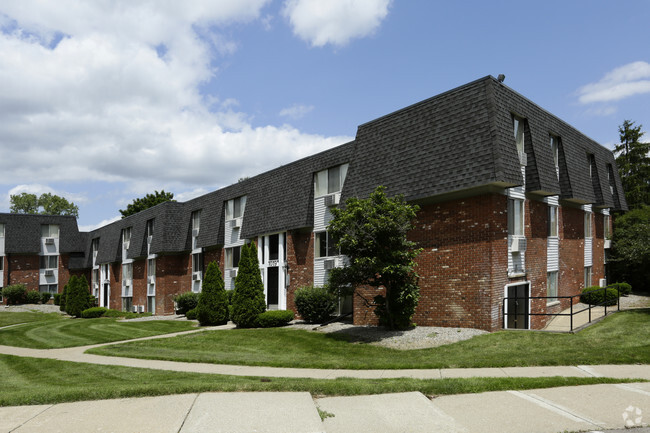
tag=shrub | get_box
[231,243,266,328]
[40,292,52,304]
[25,290,41,304]
[81,307,108,318]
[185,308,198,320]
[174,292,199,315]
[65,275,92,318]
[581,286,619,306]
[608,282,632,296]
[294,286,337,324]
[59,284,68,312]
[53,293,62,305]
[2,285,26,305]
[196,261,229,326]
[256,310,294,328]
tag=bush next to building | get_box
[256,310,294,328]
[580,286,619,306]
[231,243,266,328]
[53,293,62,305]
[174,292,199,315]
[25,290,41,304]
[608,282,632,296]
[59,284,68,312]
[40,292,52,304]
[81,307,108,318]
[196,261,229,326]
[65,275,92,318]
[185,308,198,320]
[2,285,26,305]
[294,286,337,324]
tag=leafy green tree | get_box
[615,120,650,208]
[65,275,91,318]
[10,192,79,218]
[231,243,266,327]
[120,190,175,218]
[610,205,650,292]
[196,261,229,326]
[327,186,422,330]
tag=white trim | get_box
[503,281,531,330]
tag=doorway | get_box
[505,282,529,329]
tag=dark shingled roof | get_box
[0,213,85,254]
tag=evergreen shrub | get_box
[65,275,92,318]
[231,243,266,328]
[25,291,41,304]
[294,286,337,323]
[581,286,619,306]
[256,310,294,328]
[81,307,108,318]
[40,292,52,304]
[185,308,197,320]
[174,292,199,315]
[196,261,229,326]
[608,282,632,296]
[53,293,62,305]
[2,285,26,305]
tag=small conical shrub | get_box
[66,275,91,318]
[231,243,266,327]
[196,261,229,326]
[59,284,68,312]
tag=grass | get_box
[0,354,641,407]
[0,317,197,349]
[89,309,650,369]
[0,311,64,328]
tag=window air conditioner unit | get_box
[323,259,336,270]
[44,269,54,276]
[148,275,155,283]
[599,278,607,288]
[233,217,242,228]
[138,305,145,313]
[132,305,138,313]
[193,273,200,281]
[45,238,55,245]
[94,283,99,289]
[192,229,199,237]
[324,194,340,207]
[518,152,527,166]
[604,239,611,249]
[229,269,238,278]
[510,237,527,253]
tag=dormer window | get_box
[122,227,131,250]
[146,219,155,239]
[0,223,4,237]
[550,135,560,178]
[512,116,527,166]
[226,196,246,220]
[41,224,59,238]
[314,163,349,197]
[91,238,99,259]
[584,211,592,239]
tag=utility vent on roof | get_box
[518,152,527,166]
[44,269,54,276]
[45,238,55,245]
[233,217,242,228]
[324,194,340,207]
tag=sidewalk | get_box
[1,383,649,433]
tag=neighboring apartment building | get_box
[0,76,627,331]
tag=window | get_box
[40,255,58,269]
[122,263,133,281]
[91,238,99,259]
[314,163,349,197]
[550,135,559,178]
[226,196,246,220]
[315,231,338,258]
[225,246,241,268]
[584,266,592,287]
[191,210,201,232]
[39,284,58,295]
[607,165,615,195]
[604,215,611,239]
[0,223,4,237]
[0,258,3,271]
[41,224,60,238]
[584,211,592,239]
[148,258,155,277]
[508,199,524,236]
[513,116,525,155]
[547,271,558,303]
[146,219,155,238]
[548,206,558,237]
[122,227,131,249]
[192,252,203,274]
[588,154,595,179]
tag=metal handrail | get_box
[502,286,620,331]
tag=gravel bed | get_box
[1,304,66,314]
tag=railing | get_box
[502,287,620,331]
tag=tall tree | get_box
[196,261,229,326]
[327,186,422,330]
[615,120,650,208]
[231,243,266,328]
[610,205,650,292]
[120,190,175,218]
[10,192,79,218]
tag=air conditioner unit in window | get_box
[599,278,607,288]
[510,237,527,253]
[323,259,336,270]
[604,239,611,249]
[94,283,99,289]
[132,305,138,313]
[518,152,527,166]
[233,217,242,228]
[45,238,55,245]
[193,273,200,281]
[324,194,340,207]
[138,305,145,313]
[44,269,54,276]
[192,229,199,237]
[229,269,238,278]
[148,275,155,283]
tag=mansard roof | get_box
[0,213,85,254]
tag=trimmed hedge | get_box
[608,282,632,296]
[185,308,198,320]
[580,286,619,306]
[2,285,26,305]
[53,293,62,305]
[40,292,52,304]
[81,307,108,318]
[294,286,337,324]
[25,290,41,304]
[256,310,294,328]
[174,292,199,315]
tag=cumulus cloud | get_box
[0,1,351,202]
[282,0,391,47]
[279,104,314,119]
[78,215,121,232]
[577,61,650,104]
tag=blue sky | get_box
[1,0,649,230]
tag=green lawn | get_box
[0,354,640,407]
[0,317,197,349]
[89,309,650,369]
[0,311,64,328]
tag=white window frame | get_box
[550,135,559,178]
[584,266,593,288]
[191,210,201,231]
[192,252,203,274]
[225,246,241,269]
[548,205,558,238]
[508,198,525,237]
[0,223,4,237]
[314,231,339,258]
[604,215,611,239]
[547,271,558,304]
[584,211,592,239]
[40,255,58,269]
[122,227,132,249]
[513,116,525,155]
[314,163,349,198]
[41,224,60,238]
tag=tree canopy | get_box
[615,120,650,209]
[327,186,422,330]
[610,205,650,292]
[10,192,79,218]
[119,190,175,218]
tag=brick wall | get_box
[155,254,192,314]
[7,255,40,289]
[285,229,313,317]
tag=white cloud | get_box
[282,0,391,47]
[2,184,88,209]
[577,61,650,104]
[279,103,314,119]
[78,215,121,232]
[0,1,351,200]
